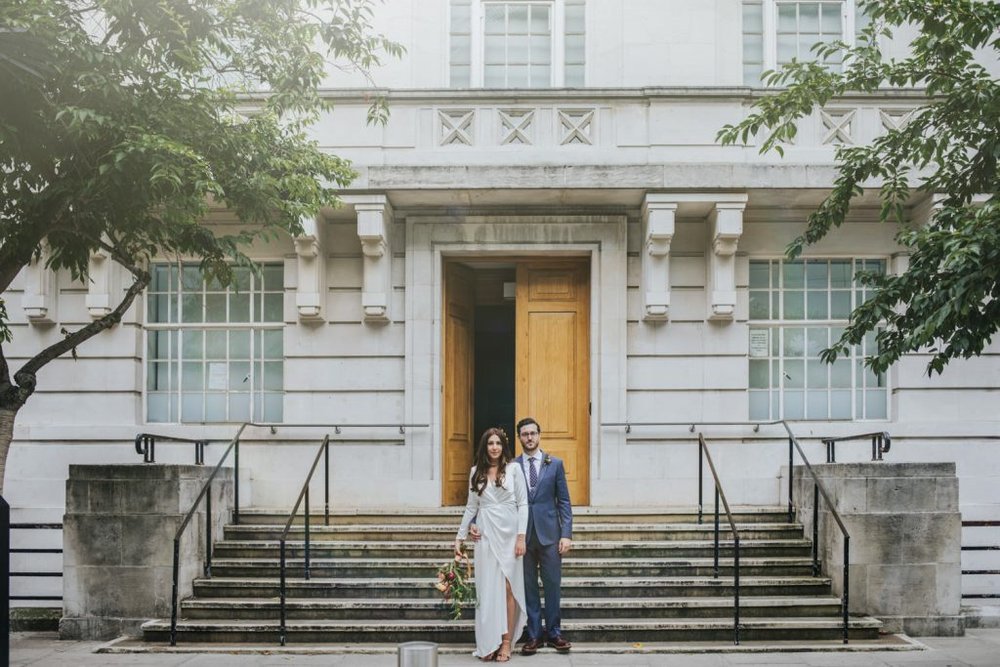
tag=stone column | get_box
[61,464,234,640]
[789,461,963,636]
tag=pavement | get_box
[9,630,1000,666]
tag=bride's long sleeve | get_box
[456,467,479,540]
[513,463,528,535]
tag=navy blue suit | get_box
[517,451,573,641]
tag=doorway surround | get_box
[404,214,628,507]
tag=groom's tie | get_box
[528,456,538,488]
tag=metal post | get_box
[812,483,820,577]
[304,487,311,581]
[149,437,156,463]
[787,437,794,522]
[170,537,180,646]
[713,488,720,578]
[871,435,877,462]
[842,534,850,644]
[324,439,330,526]
[733,535,741,645]
[205,484,213,577]
[233,439,240,525]
[2,495,10,660]
[697,442,704,525]
[279,539,287,646]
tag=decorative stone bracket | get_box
[640,195,677,321]
[85,247,120,319]
[351,195,394,323]
[707,201,746,321]
[21,246,56,323]
[294,216,326,321]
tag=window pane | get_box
[822,3,841,32]
[149,294,170,323]
[831,290,851,318]
[784,327,805,357]
[743,33,763,61]
[830,359,851,387]
[777,36,796,63]
[508,65,529,87]
[744,64,764,84]
[182,294,203,323]
[508,5,528,32]
[451,34,471,62]
[530,4,549,32]
[749,390,770,419]
[806,328,827,356]
[182,266,203,291]
[565,64,584,86]
[749,291,770,319]
[831,390,851,418]
[206,330,226,358]
[784,290,804,319]
[229,293,250,322]
[205,294,226,322]
[866,390,887,419]
[806,260,827,288]
[565,5,585,31]
[563,36,582,63]
[749,261,770,288]
[205,394,227,421]
[807,360,827,388]
[750,359,770,388]
[777,4,797,31]
[485,35,505,63]
[784,391,804,419]
[182,393,204,422]
[263,330,283,358]
[233,267,251,292]
[807,291,828,319]
[784,360,804,388]
[264,393,283,421]
[230,330,251,358]
[229,393,251,422]
[485,65,505,86]
[151,265,170,292]
[264,362,283,391]
[149,362,170,391]
[182,362,204,391]
[830,260,851,287]
[509,35,529,63]
[485,5,505,33]
[229,362,250,390]
[807,390,828,419]
[263,293,283,322]
[530,65,550,87]
[148,394,169,422]
[783,261,804,288]
[743,2,763,32]
[531,35,550,63]
[451,65,471,87]
[800,3,820,32]
[182,330,203,359]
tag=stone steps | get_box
[180,595,845,621]
[206,556,817,578]
[142,507,882,646]
[141,616,882,644]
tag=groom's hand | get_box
[469,524,481,541]
[558,537,572,555]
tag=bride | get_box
[455,427,528,662]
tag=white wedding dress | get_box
[456,462,529,658]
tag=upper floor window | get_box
[742,0,864,86]
[146,263,284,424]
[450,0,585,88]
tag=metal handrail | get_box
[777,420,851,644]
[135,433,210,465]
[696,433,741,645]
[277,434,331,646]
[820,431,891,463]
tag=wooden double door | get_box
[443,259,590,506]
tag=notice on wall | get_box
[749,329,769,358]
[208,362,228,390]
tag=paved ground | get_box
[9,630,1000,666]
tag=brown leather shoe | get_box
[546,635,572,653]
[520,638,543,656]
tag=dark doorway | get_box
[474,303,516,454]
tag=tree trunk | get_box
[0,406,17,496]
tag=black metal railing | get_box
[820,431,891,463]
[135,433,209,465]
[2,494,9,660]
[277,434,332,646]
[7,519,63,603]
[777,421,852,644]
[696,433,741,645]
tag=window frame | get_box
[451,0,584,88]
[747,256,890,422]
[742,0,862,87]
[143,261,286,425]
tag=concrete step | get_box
[180,595,845,621]
[141,616,882,643]
[212,538,814,559]
[234,506,793,526]
[206,556,819,579]
[222,522,806,543]
[191,575,834,599]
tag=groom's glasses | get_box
[519,430,539,440]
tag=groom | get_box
[515,417,573,655]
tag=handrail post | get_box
[279,538,287,646]
[204,483,213,578]
[733,535,741,645]
[697,442,704,525]
[713,487,720,579]
[324,439,330,526]
[812,483,820,577]
[787,436,794,522]
[870,435,877,462]
[233,438,240,526]
[304,487,311,581]
[169,537,180,646]
[843,534,850,644]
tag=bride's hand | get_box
[454,539,465,558]
[514,534,526,557]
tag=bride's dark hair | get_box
[470,427,511,495]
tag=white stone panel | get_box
[627,321,750,356]
[626,389,748,423]
[32,358,140,392]
[284,357,403,391]
[284,322,405,357]
[283,391,404,424]
[627,356,748,390]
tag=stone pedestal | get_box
[60,464,234,640]
[788,462,963,636]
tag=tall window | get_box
[146,263,284,423]
[748,258,887,421]
[450,0,585,88]
[742,0,863,85]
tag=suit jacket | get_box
[517,451,573,546]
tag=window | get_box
[748,259,887,421]
[146,263,284,423]
[450,0,585,88]
[742,0,865,85]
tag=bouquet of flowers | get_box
[436,546,476,620]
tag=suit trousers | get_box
[523,531,562,641]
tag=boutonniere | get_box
[543,455,552,466]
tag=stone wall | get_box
[789,461,962,636]
[61,464,234,640]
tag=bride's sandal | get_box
[497,639,512,662]
[481,649,498,662]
